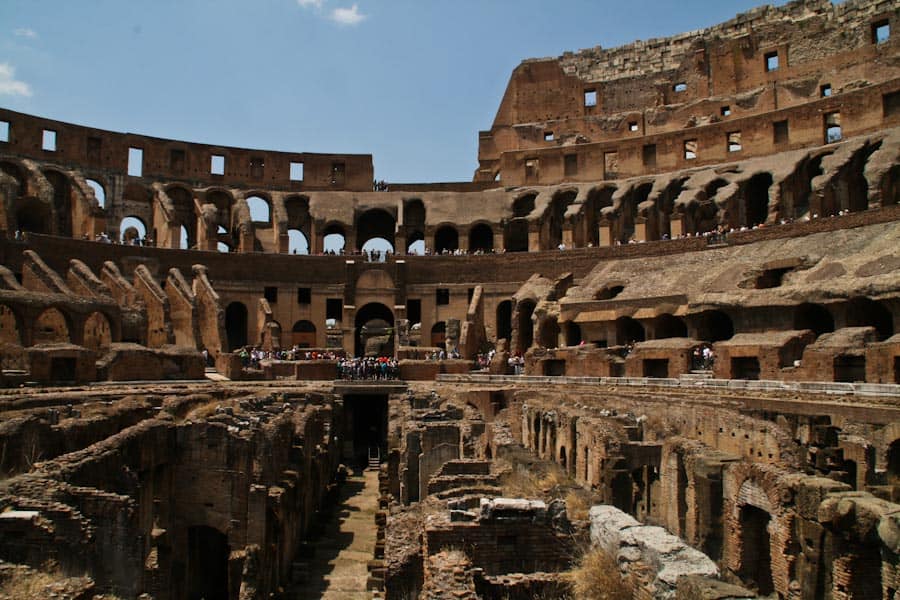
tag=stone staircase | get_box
[679,370,714,382]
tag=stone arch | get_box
[888,438,900,482]
[83,311,112,352]
[565,321,582,346]
[434,224,459,253]
[615,317,645,345]
[538,316,560,349]
[503,219,529,252]
[652,314,687,339]
[585,185,615,246]
[468,222,494,252]
[42,169,72,237]
[356,208,396,251]
[14,197,51,234]
[844,297,893,340]
[225,302,248,351]
[0,304,21,345]
[322,222,347,254]
[166,185,198,249]
[743,173,773,227]
[85,179,106,209]
[291,320,316,348]
[736,496,774,595]
[355,302,394,357]
[431,321,446,349]
[645,177,686,241]
[516,299,536,353]
[288,229,309,254]
[512,192,537,218]
[545,189,577,249]
[793,303,834,336]
[403,198,426,228]
[406,230,425,254]
[120,216,148,244]
[34,307,71,345]
[245,194,271,224]
[616,182,652,243]
[693,310,735,342]
[496,300,513,343]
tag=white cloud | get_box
[297,0,323,9]
[330,4,365,26]
[0,63,32,97]
[14,28,37,39]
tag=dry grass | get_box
[0,562,71,600]
[564,490,590,521]
[566,547,633,600]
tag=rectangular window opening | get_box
[773,120,789,144]
[727,131,742,153]
[0,120,9,143]
[642,144,657,168]
[604,151,619,179]
[873,19,890,44]
[297,287,311,304]
[884,90,900,118]
[211,154,225,176]
[564,154,578,177]
[628,121,639,132]
[127,147,143,177]
[820,84,832,98]
[436,288,450,306]
[765,51,779,72]
[824,112,842,143]
[683,139,698,161]
[264,286,278,303]
[721,106,731,117]
[673,82,687,93]
[584,89,597,107]
[406,299,422,324]
[326,298,343,321]
[290,161,304,181]
[544,131,554,141]
[42,129,56,152]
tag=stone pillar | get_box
[343,305,356,355]
[598,218,613,247]
[528,229,541,252]
[634,217,648,243]
[493,229,504,252]
[670,214,684,239]
[446,318,461,355]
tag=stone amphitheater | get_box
[0,0,899,598]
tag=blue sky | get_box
[0,0,805,183]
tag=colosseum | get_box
[0,0,899,598]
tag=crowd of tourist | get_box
[691,345,716,371]
[238,346,342,368]
[338,356,399,380]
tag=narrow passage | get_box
[293,469,379,600]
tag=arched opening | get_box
[85,179,105,209]
[83,312,112,352]
[404,199,426,230]
[560,446,567,471]
[354,303,394,357]
[288,229,309,255]
[844,297,893,340]
[496,300,513,343]
[120,216,147,245]
[434,225,459,253]
[547,190,576,249]
[356,208,396,251]
[323,223,346,254]
[616,183,652,244]
[291,320,316,348]
[503,220,529,252]
[585,186,615,246]
[744,173,773,227]
[167,186,197,250]
[187,525,229,600]
[652,314,687,339]
[361,237,393,261]
[888,439,900,483]
[15,198,50,234]
[407,234,425,255]
[615,317,645,345]
[516,300,536,353]
[34,307,70,344]
[513,193,536,218]
[43,170,72,237]
[693,310,734,342]
[738,505,774,596]
[246,195,270,223]
[611,472,633,513]
[538,318,560,349]
[431,321,446,349]
[0,304,21,345]
[468,223,494,253]
[180,225,190,250]
[225,302,248,351]
[793,303,834,336]
[565,322,582,346]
